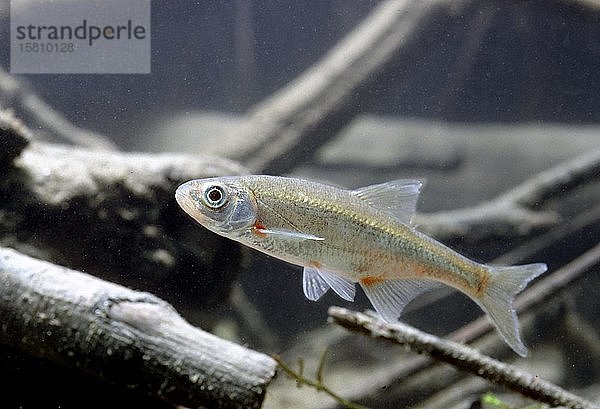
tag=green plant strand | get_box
[482,392,548,409]
[272,352,369,409]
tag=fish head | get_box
[175,177,258,236]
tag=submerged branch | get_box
[330,239,600,408]
[0,247,276,409]
[0,68,117,150]
[1,126,248,309]
[451,242,600,344]
[419,147,600,243]
[228,0,467,173]
[328,307,599,409]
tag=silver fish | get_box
[175,175,547,356]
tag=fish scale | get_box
[176,175,547,357]
[251,181,477,287]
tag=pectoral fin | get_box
[359,277,438,323]
[255,227,324,241]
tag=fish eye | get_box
[202,184,228,209]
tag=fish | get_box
[175,175,547,356]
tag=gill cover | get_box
[176,178,258,233]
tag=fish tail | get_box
[477,263,547,357]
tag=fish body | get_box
[175,175,547,356]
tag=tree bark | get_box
[0,247,277,409]
[1,115,248,310]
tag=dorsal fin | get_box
[352,179,423,224]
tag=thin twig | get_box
[229,284,280,350]
[316,348,328,385]
[494,204,600,267]
[328,307,599,409]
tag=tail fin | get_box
[476,263,547,357]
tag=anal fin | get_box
[359,278,438,323]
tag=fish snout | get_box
[175,181,200,218]
[175,182,190,205]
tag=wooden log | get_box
[0,109,31,166]
[0,247,277,409]
[1,129,248,309]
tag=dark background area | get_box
[1,0,599,151]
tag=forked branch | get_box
[419,147,600,243]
